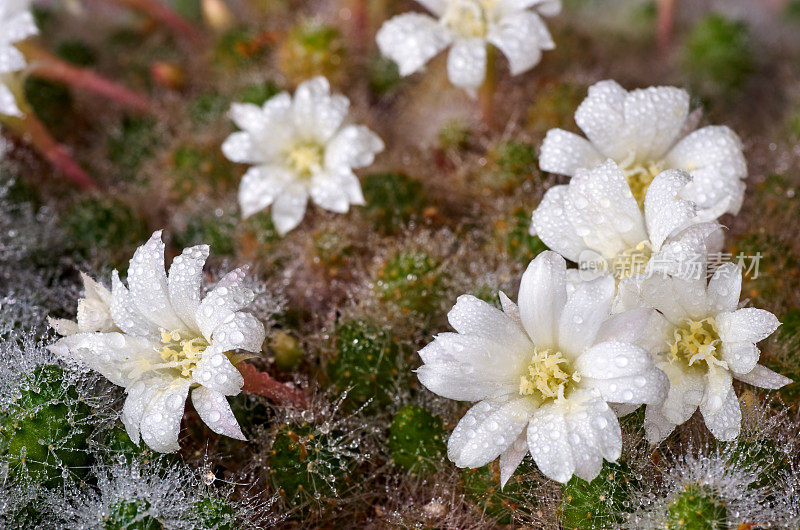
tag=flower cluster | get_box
[0,0,38,117]
[418,81,790,484]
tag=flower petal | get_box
[499,432,528,488]
[210,312,265,353]
[488,11,553,76]
[657,360,705,426]
[518,251,567,348]
[292,77,350,143]
[193,346,245,396]
[619,85,689,161]
[110,271,160,340]
[191,386,246,440]
[447,38,487,91]
[734,364,792,390]
[377,13,450,76]
[271,185,309,236]
[574,80,629,159]
[706,263,741,314]
[643,403,676,444]
[222,131,264,164]
[643,169,697,251]
[414,0,447,16]
[527,404,574,483]
[557,274,614,355]
[0,45,26,74]
[665,126,747,215]
[564,395,620,481]
[716,308,780,344]
[496,0,562,17]
[324,125,384,170]
[140,379,192,453]
[576,341,656,379]
[700,385,741,441]
[530,184,588,263]
[448,397,536,469]
[127,231,184,330]
[167,244,209,332]
[447,294,530,350]
[720,342,758,375]
[538,129,603,177]
[195,267,255,341]
[0,81,22,117]
[309,172,352,213]
[237,165,294,218]
[582,368,668,405]
[701,363,733,416]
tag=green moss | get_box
[175,211,238,256]
[107,116,160,176]
[24,78,72,132]
[438,119,471,151]
[376,251,445,314]
[277,23,346,85]
[682,14,753,99]
[170,0,202,22]
[561,460,638,529]
[268,423,354,503]
[327,319,404,409]
[240,211,280,249]
[367,54,402,96]
[386,405,445,475]
[665,485,726,529]
[170,144,235,199]
[461,459,538,523]
[105,500,162,530]
[527,82,585,132]
[189,92,230,126]
[238,81,282,106]
[492,141,537,184]
[62,197,149,259]
[101,426,157,465]
[0,365,92,487]
[56,40,97,67]
[361,172,427,234]
[494,207,549,264]
[193,496,237,530]
[311,229,354,270]
[214,28,267,66]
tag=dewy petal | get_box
[706,263,742,314]
[0,45,27,74]
[447,38,487,92]
[191,386,246,440]
[643,169,697,251]
[237,164,294,218]
[1,10,38,45]
[498,291,522,325]
[209,312,265,353]
[518,251,567,348]
[309,172,352,214]
[167,244,209,332]
[701,363,733,416]
[193,345,245,396]
[376,13,450,76]
[583,369,668,405]
[619,85,689,161]
[110,271,159,340]
[700,385,741,441]
[221,131,263,164]
[229,102,267,133]
[557,274,614,356]
[292,77,350,143]
[324,125,384,170]
[496,0,562,17]
[127,231,184,330]
[716,308,780,344]
[195,267,255,341]
[530,184,587,263]
[576,341,657,379]
[488,11,552,76]
[538,129,603,177]
[527,404,574,483]
[271,185,309,236]
[658,360,705,426]
[664,125,747,215]
[720,342,758,375]
[643,403,676,444]
[336,170,366,206]
[734,364,792,390]
[140,379,192,453]
[447,398,536,469]
[574,80,629,160]
[594,308,653,347]
[564,394,620,481]
[565,160,647,257]
[447,294,530,351]
[499,432,528,488]
[0,82,22,117]
[122,377,169,445]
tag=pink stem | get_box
[238,362,306,408]
[22,43,151,113]
[656,0,676,56]
[105,0,206,47]
[5,113,96,190]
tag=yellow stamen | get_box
[286,142,324,178]
[519,348,580,401]
[156,329,210,378]
[442,0,498,39]
[619,155,664,209]
[669,317,727,369]
[610,240,653,280]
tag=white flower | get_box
[376,0,560,93]
[539,80,747,220]
[222,77,384,236]
[0,1,38,117]
[49,231,266,452]
[530,160,719,284]
[48,272,115,336]
[615,263,791,443]
[417,251,667,484]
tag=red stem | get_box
[105,0,206,47]
[656,0,675,56]
[21,43,151,113]
[4,113,96,190]
[238,362,306,408]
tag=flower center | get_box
[157,329,209,378]
[285,141,324,178]
[610,240,653,280]
[619,155,665,209]
[519,348,580,402]
[669,317,727,369]
[442,0,496,39]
